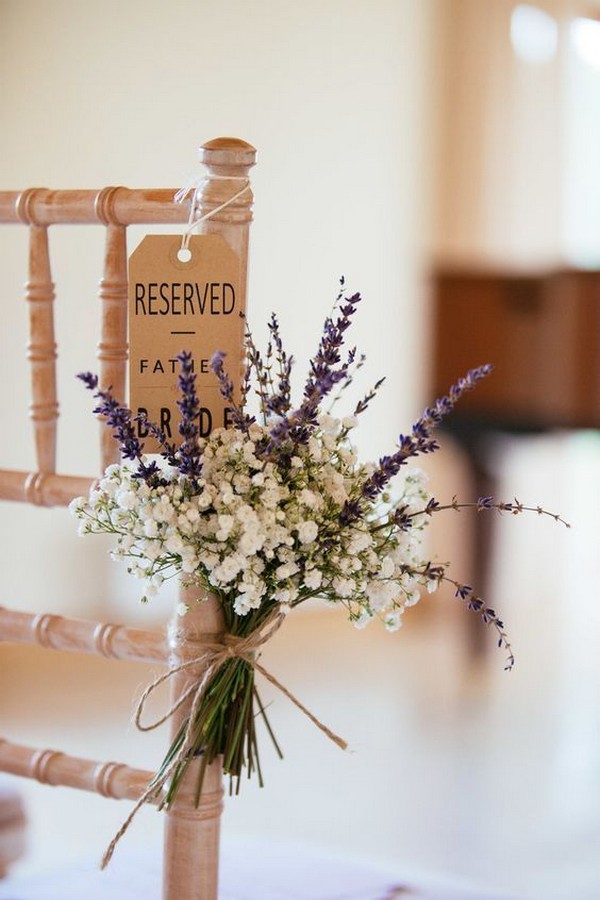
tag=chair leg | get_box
[162,756,223,900]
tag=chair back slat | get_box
[0,188,188,226]
[96,189,129,468]
[17,194,59,474]
[0,605,167,664]
[0,737,156,802]
[0,469,92,505]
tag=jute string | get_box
[101,610,347,869]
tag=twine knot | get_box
[175,175,251,256]
[101,610,347,870]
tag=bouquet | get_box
[70,284,566,860]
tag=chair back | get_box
[0,136,256,900]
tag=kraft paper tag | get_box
[128,234,245,452]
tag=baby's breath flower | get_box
[296,520,318,544]
[304,569,322,590]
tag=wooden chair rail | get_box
[0,737,224,823]
[0,736,157,803]
[0,188,188,227]
[0,469,93,506]
[0,606,167,664]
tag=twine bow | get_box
[101,611,347,869]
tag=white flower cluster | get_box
[70,415,434,630]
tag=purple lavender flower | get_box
[340,364,493,525]
[136,412,179,468]
[354,375,385,417]
[78,372,98,392]
[78,354,206,484]
[453,582,514,670]
[210,351,254,432]
[77,373,163,485]
[243,324,271,424]
[266,291,363,451]
[175,351,203,480]
[265,313,293,417]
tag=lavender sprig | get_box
[239,320,254,414]
[77,372,162,485]
[453,580,515,671]
[175,351,203,480]
[407,561,514,670]
[340,364,493,525]
[136,412,179,468]
[244,324,271,424]
[415,495,571,528]
[354,374,385,417]
[301,291,362,413]
[265,313,293,417]
[413,366,491,435]
[266,290,362,450]
[210,350,254,433]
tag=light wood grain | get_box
[163,584,225,900]
[96,188,129,469]
[0,468,93,505]
[16,190,59,475]
[0,188,189,226]
[197,138,255,289]
[0,606,167,664]
[0,737,156,803]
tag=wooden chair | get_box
[0,137,256,900]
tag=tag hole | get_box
[177,247,192,263]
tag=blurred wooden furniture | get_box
[0,137,256,899]
[431,266,600,652]
[0,780,26,877]
[432,267,600,432]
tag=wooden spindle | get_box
[96,188,129,470]
[17,189,59,474]
[0,468,92,506]
[197,137,255,277]
[162,138,256,900]
[1,189,189,226]
[163,585,225,900]
[0,605,166,664]
[0,737,155,803]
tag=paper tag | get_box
[128,234,245,452]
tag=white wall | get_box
[0,0,437,616]
[434,0,565,268]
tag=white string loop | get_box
[175,175,250,258]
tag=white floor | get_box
[1,433,599,899]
